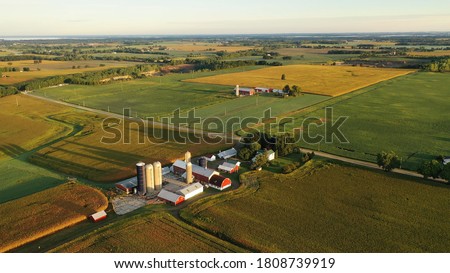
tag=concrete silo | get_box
[236,85,240,96]
[153,161,163,190]
[145,164,154,192]
[186,162,193,184]
[185,151,192,163]
[136,162,147,196]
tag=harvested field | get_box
[0,183,108,253]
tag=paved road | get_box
[24,93,447,184]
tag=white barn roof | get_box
[218,162,239,172]
[90,210,107,221]
[177,182,203,196]
[218,148,237,159]
[173,160,217,178]
[158,189,183,203]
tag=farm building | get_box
[209,175,232,191]
[205,154,217,162]
[234,86,255,96]
[272,89,284,94]
[255,87,272,93]
[177,182,204,200]
[218,148,237,159]
[172,160,219,183]
[115,177,138,194]
[218,161,241,173]
[162,167,171,175]
[252,149,276,162]
[158,189,185,206]
[89,210,107,223]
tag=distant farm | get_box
[185,65,415,97]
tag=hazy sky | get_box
[1,0,450,35]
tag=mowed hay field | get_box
[0,60,135,85]
[53,212,245,253]
[0,95,71,158]
[407,50,450,57]
[185,65,415,97]
[0,183,108,253]
[33,68,253,118]
[182,160,450,252]
[282,72,450,170]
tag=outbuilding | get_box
[89,210,107,222]
[444,157,450,165]
[209,175,232,191]
[218,161,241,173]
[172,160,219,183]
[115,177,138,194]
[235,87,255,96]
[158,189,185,206]
[177,182,204,200]
[204,154,217,162]
[255,87,272,93]
[217,148,237,160]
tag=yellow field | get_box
[0,60,135,85]
[54,212,245,253]
[185,65,415,97]
[0,183,108,252]
[0,95,70,158]
[407,50,450,57]
[162,42,255,52]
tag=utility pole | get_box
[16,97,19,107]
[108,106,110,112]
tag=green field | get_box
[33,67,263,118]
[279,72,450,170]
[53,212,246,253]
[192,92,329,132]
[181,160,450,252]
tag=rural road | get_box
[24,93,447,184]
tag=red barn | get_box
[209,175,232,191]
[172,160,219,183]
[158,189,185,206]
[218,161,240,174]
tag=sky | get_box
[1,0,450,36]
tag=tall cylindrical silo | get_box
[153,161,162,190]
[186,162,193,184]
[185,151,192,163]
[145,164,154,192]
[136,162,146,196]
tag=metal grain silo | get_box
[145,164,154,192]
[153,161,162,190]
[198,157,207,169]
[186,162,193,184]
[136,162,147,196]
[185,151,192,163]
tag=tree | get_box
[238,148,252,161]
[441,164,450,182]
[376,151,401,172]
[282,84,291,94]
[281,74,286,80]
[251,152,269,169]
[22,67,30,72]
[248,142,261,154]
[290,85,302,97]
[418,160,442,179]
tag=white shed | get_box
[177,182,204,200]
